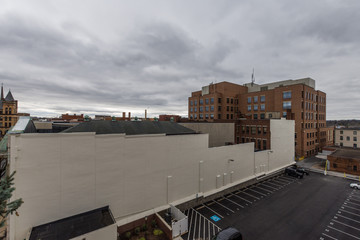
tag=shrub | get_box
[141,223,148,232]
[125,231,132,239]
[151,219,157,228]
[134,227,141,235]
[139,237,146,240]
[153,229,163,236]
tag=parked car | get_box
[285,167,304,179]
[350,183,360,189]
[290,165,310,175]
[212,227,242,240]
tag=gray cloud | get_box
[0,0,359,119]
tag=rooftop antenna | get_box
[251,68,255,86]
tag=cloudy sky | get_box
[0,0,359,119]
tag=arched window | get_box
[5,108,8,115]
[9,108,12,115]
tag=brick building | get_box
[0,85,18,138]
[235,119,270,151]
[188,78,329,157]
[327,148,360,175]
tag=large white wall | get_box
[9,118,294,240]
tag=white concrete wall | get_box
[70,224,117,240]
[179,122,234,147]
[9,118,294,240]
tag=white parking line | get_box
[327,225,360,240]
[260,182,279,190]
[247,187,267,196]
[322,233,338,240]
[342,204,360,211]
[348,198,360,204]
[213,200,235,213]
[266,180,283,188]
[332,219,360,231]
[255,185,273,193]
[240,190,260,200]
[202,204,225,219]
[350,195,360,200]
[229,192,252,204]
[338,208,360,217]
[187,209,195,240]
[192,211,198,240]
[336,214,360,224]
[345,200,360,207]
[190,207,221,239]
[272,179,288,186]
[223,196,244,208]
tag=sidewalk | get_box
[296,156,360,181]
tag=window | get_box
[354,137,357,141]
[257,139,261,150]
[242,126,245,133]
[194,107,197,112]
[354,131,357,135]
[205,114,209,119]
[247,97,251,103]
[205,98,209,104]
[227,98,230,103]
[354,144,358,148]
[247,105,251,111]
[218,114,221,119]
[210,98,214,104]
[333,163,337,168]
[260,113,265,119]
[190,114,193,119]
[254,96,258,103]
[263,127,267,134]
[218,106,221,111]
[260,104,265,111]
[346,136,350,141]
[218,98,221,103]
[258,127,261,134]
[263,140,267,150]
[227,114,229,119]
[231,98,233,104]
[283,101,291,109]
[199,99,203,105]
[251,127,256,134]
[354,165,358,171]
[269,113,272,118]
[231,106,233,111]
[194,100,198,106]
[254,105,258,111]
[283,112,287,117]
[190,100,193,106]
[254,114,258,119]
[210,106,214,111]
[227,106,230,111]
[260,95,265,102]
[210,114,214,119]
[199,114,203,119]
[340,142,343,146]
[205,106,209,111]
[231,114,233,119]
[246,126,250,134]
[190,107,193,112]
[260,86,268,91]
[199,106,203,112]
[283,91,292,99]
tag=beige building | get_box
[335,128,359,148]
[8,119,294,240]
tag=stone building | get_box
[0,84,18,138]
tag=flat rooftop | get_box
[29,206,114,240]
[330,148,360,159]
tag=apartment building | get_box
[335,128,359,148]
[188,78,329,157]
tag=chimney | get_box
[128,112,131,120]
[1,83,3,100]
[145,109,147,119]
[122,112,125,119]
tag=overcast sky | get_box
[1,0,359,120]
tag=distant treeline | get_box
[327,119,360,127]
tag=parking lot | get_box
[181,172,357,240]
[182,174,299,240]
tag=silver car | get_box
[350,183,360,189]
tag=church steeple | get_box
[1,83,3,100]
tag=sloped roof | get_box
[62,120,196,135]
[5,90,15,101]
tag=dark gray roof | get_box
[62,120,196,135]
[5,90,14,101]
[29,206,114,240]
